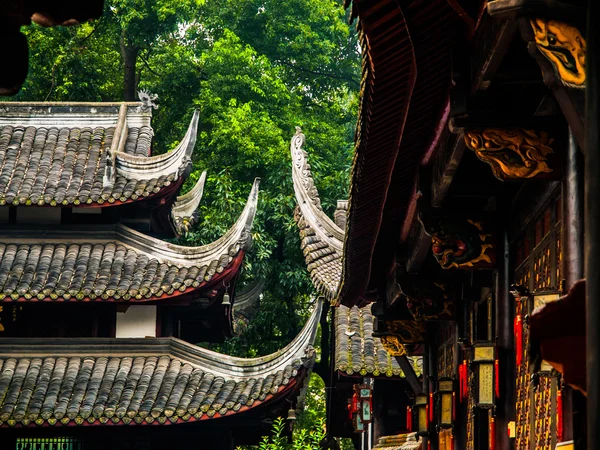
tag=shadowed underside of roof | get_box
[0,103,198,207]
[0,300,322,427]
[0,179,259,302]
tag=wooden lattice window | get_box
[512,194,562,450]
[15,437,81,450]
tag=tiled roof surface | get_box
[290,129,343,300]
[0,103,197,207]
[335,305,422,378]
[373,433,422,450]
[0,179,259,302]
[0,304,320,427]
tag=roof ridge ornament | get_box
[171,170,208,236]
[138,89,159,110]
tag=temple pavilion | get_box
[0,101,320,449]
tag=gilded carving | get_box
[530,18,586,88]
[398,274,454,321]
[420,216,495,269]
[464,129,554,180]
[380,335,407,357]
[385,320,427,344]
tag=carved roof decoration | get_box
[0,300,321,427]
[290,128,343,300]
[0,179,259,302]
[233,279,264,336]
[171,171,207,236]
[335,305,422,378]
[0,102,198,207]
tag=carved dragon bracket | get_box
[420,214,496,270]
[464,128,558,181]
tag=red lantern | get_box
[557,390,564,442]
[494,359,500,399]
[459,359,468,401]
[514,314,523,365]
[489,417,496,450]
[429,393,434,423]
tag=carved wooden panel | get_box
[513,195,562,449]
[515,298,532,450]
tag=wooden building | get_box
[322,0,592,449]
[0,101,321,449]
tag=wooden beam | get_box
[395,355,422,394]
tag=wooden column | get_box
[563,128,584,444]
[585,1,600,448]
[495,231,513,450]
[422,344,430,450]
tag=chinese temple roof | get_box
[0,179,259,302]
[233,279,264,336]
[338,1,478,306]
[0,300,321,427]
[290,130,421,378]
[335,304,422,378]
[0,102,197,207]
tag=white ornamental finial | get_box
[138,89,159,110]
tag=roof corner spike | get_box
[170,170,208,236]
[241,178,261,250]
[177,110,201,179]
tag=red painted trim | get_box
[0,252,245,304]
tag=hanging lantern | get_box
[350,384,372,433]
[494,359,500,399]
[557,389,564,442]
[489,416,496,450]
[473,343,495,408]
[356,384,373,423]
[437,377,455,428]
[459,359,468,402]
[514,314,523,365]
[414,393,429,436]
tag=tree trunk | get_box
[120,31,139,101]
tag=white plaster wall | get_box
[116,305,157,338]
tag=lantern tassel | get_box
[490,417,496,450]
[515,314,523,366]
[494,359,500,399]
[452,391,456,422]
[557,390,564,442]
[407,406,412,431]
